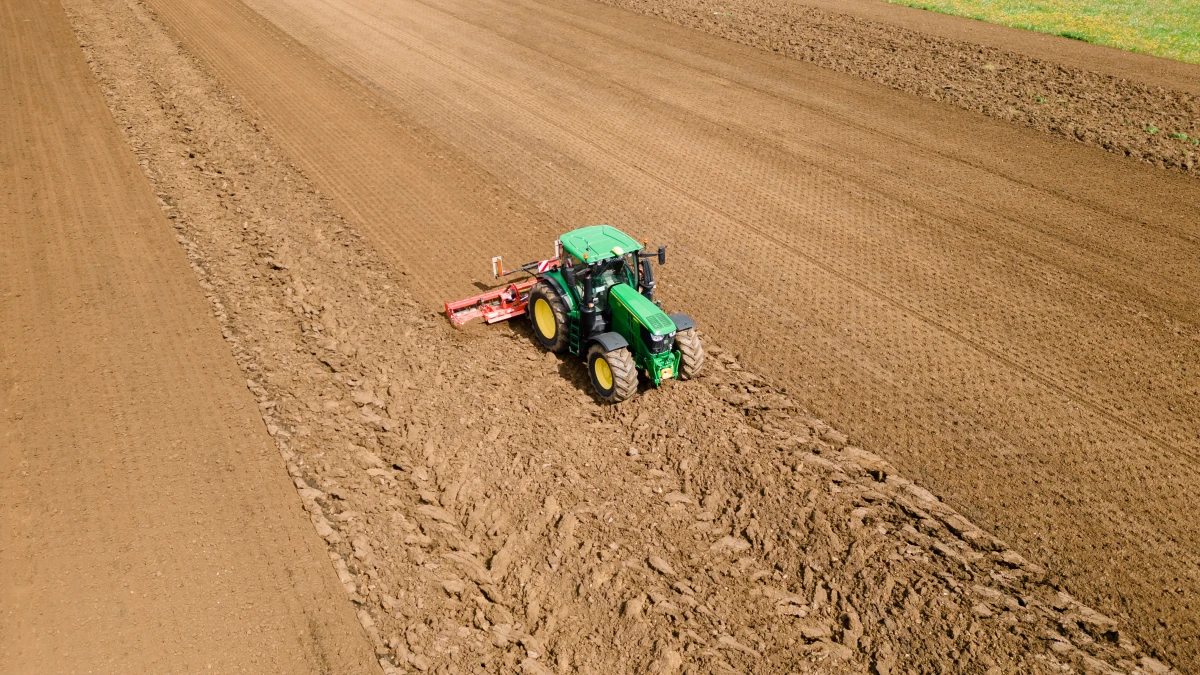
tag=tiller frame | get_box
[444,243,562,328]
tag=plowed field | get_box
[131,0,1200,665]
[6,0,1199,670]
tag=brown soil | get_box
[53,0,1184,673]
[10,0,1197,670]
[0,0,377,672]
[599,0,1200,178]
[115,0,1200,667]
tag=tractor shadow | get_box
[507,320,655,403]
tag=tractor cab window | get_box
[591,257,633,292]
[563,253,637,313]
[622,252,638,287]
[563,254,584,276]
[590,256,637,311]
[563,253,588,299]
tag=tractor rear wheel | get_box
[528,282,569,353]
[587,345,638,403]
[676,328,705,380]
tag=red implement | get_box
[444,279,538,328]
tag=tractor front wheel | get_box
[528,283,569,353]
[587,345,638,403]
[676,328,704,380]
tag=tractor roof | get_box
[559,225,641,263]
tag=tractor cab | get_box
[552,226,665,344]
[557,226,643,308]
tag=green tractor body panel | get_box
[539,268,583,352]
[603,284,680,385]
[608,284,675,336]
[609,282,686,384]
[540,269,575,311]
[559,225,641,263]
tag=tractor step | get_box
[444,279,538,328]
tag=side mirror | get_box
[640,258,656,302]
[658,246,666,265]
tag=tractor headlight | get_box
[651,331,675,354]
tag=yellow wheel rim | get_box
[533,298,556,339]
[593,355,613,390]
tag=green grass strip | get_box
[886,0,1200,64]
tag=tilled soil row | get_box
[62,0,1180,673]
[593,0,1200,178]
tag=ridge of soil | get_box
[596,0,1200,178]
[0,0,378,671]
[132,0,1200,666]
[61,0,1182,673]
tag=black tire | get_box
[676,328,704,380]
[587,345,638,403]
[528,282,569,353]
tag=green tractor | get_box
[445,225,704,402]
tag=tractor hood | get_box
[609,284,676,336]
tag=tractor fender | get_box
[539,274,574,311]
[586,331,629,354]
[668,313,696,332]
